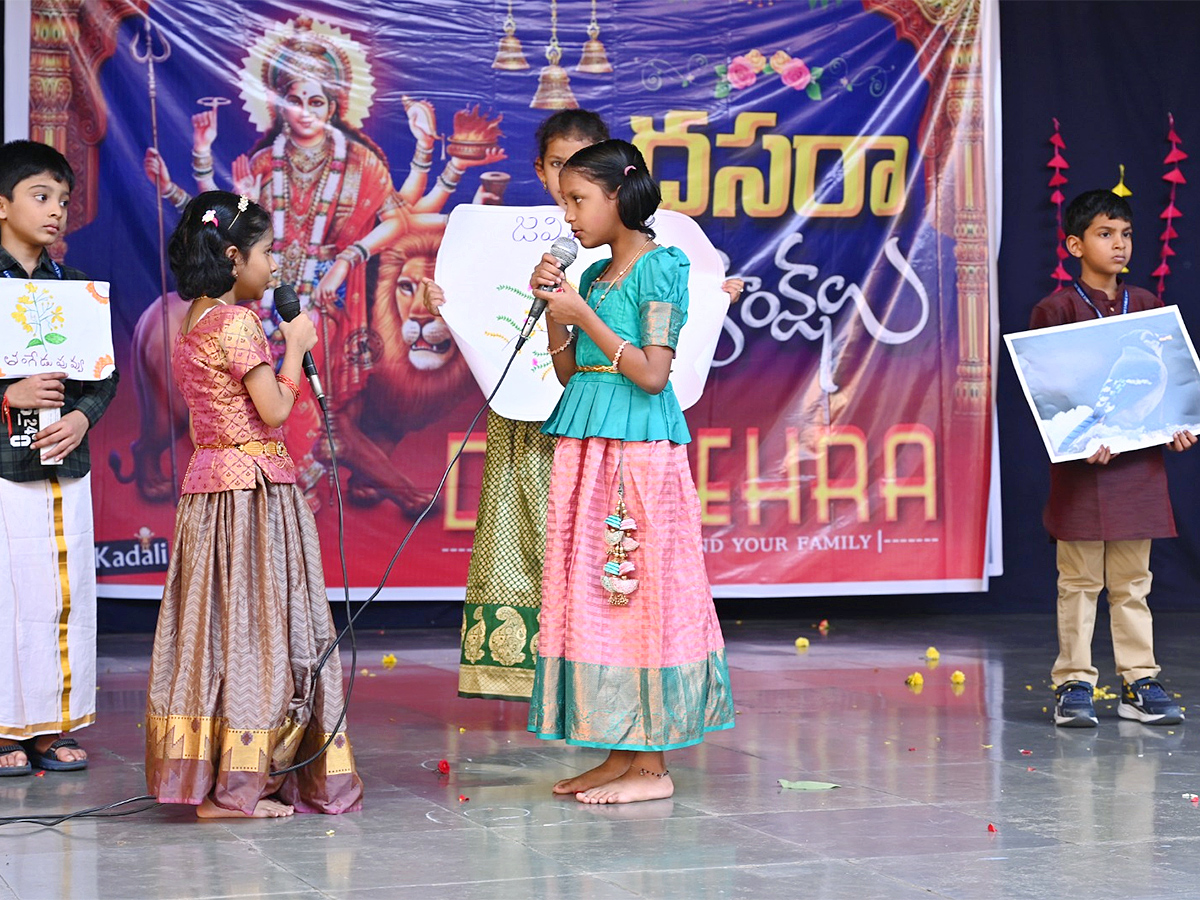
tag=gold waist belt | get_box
[575,365,618,374]
[198,440,289,458]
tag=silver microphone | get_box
[517,235,578,349]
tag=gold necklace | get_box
[286,137,332,174]
[585,239,653,314]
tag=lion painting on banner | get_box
[344,215,473,509]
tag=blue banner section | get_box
[28,0,995,595]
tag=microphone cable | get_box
[0,318,535,827]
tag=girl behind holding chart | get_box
[423,109,610,702]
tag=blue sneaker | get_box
[1118,677,1183,726]
[1054,681,1098,727]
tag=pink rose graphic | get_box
[781,58,812,90]
[727,56,758,90]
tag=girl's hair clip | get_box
[623,165,636,175]
[229,194,250,228]
[201,208,219,227]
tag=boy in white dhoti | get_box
[0,140,118,774]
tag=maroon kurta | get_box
[1029,280,1176,542]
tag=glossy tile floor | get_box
[2,612,1200,899]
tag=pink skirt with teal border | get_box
[528,437,735,751]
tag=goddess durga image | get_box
[143,16,503,513]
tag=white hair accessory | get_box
[229,194,250,227]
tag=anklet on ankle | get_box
[639,767,669,778]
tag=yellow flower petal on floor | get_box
[794,636,810,650]
[950,670,966,684]
[381,653,397,670]
[924,646,940,660]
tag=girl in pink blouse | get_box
[145,191,363,818]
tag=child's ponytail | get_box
[562,140,661,238]
[168,190,271,300]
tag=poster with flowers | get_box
[0,280,115,380]
[717,48,822,99]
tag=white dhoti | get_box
[0,474,97,740]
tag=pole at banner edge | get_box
[131,15,179,500]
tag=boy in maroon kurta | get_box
[1031,189,1193,728]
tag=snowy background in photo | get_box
[1005,306,1200,462]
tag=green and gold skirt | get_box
[458,412,557,701]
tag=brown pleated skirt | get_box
[145,471,362,815]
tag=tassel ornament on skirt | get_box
[601,446,639,606]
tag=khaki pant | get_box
[1052,539,1159,687]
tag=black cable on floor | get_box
[0,795,158,828]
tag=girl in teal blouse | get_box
[527,140,734,805]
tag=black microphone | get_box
[517,235,578,350]
[273,283,326,409]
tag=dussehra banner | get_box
[4,0,1002,598]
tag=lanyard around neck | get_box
[1072,281,1127,319]
[1,257,63,279]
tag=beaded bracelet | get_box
[549,330,576,356]
[611,339,630,369]
[277,374,301,402]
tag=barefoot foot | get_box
[552,752,634,795]
[576,768,674,805]
[196,796,295,819]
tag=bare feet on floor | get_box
[576,768,675,804]
[196,796,295,819]
[552,752,634,795]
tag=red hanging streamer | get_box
[1048,119,1071,286]
[1157,113,1187,299]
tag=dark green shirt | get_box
[0,246,119,482]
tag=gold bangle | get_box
[611,339,630,369]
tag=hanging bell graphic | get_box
[531,45,578,110]
[576,21,612,73]
[492,5,529,71]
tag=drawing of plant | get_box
[10,283,67,348]
[491,284,555,379]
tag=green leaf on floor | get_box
[778,779,840,790]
